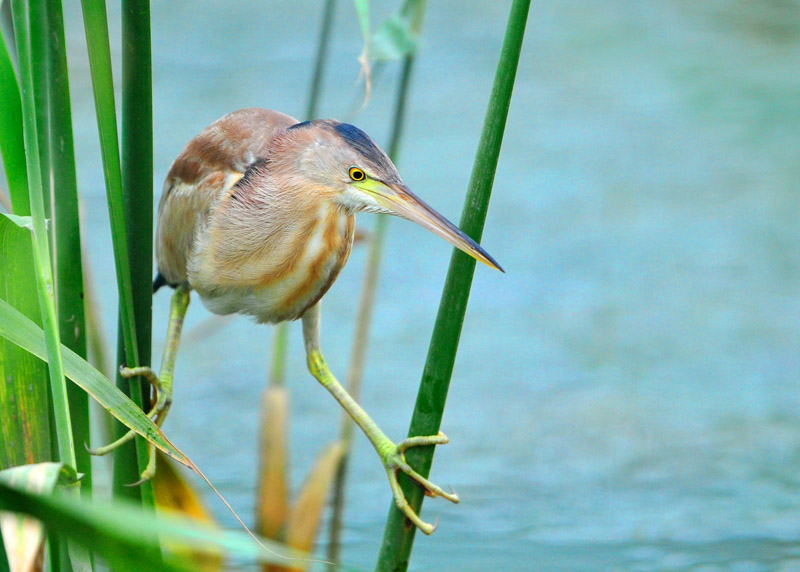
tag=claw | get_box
[430,517,439,534]
[381,431,459,534]
[86,366,168,488]
[119,365,162,409]
[123,441,157,486]
[124,476,149,488]
[86,428,138,456]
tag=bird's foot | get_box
[380,431,460,535]
[85,365,170,484]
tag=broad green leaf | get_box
[0,480,307,569]
[0,215,51,470]
[0,463,73,572]
[0,298,193,471]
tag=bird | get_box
[90,108,503,534]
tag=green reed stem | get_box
[307,0,336,120]
[375,0,530,569]
[268,323,288,387]
[47,0,91,495]
[111,0,156,506]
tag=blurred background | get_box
[55,0,800,570]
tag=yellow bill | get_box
[356,179,504,272]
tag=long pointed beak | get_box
[358,180,504,272]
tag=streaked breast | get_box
[195,201,355,323]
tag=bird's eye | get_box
[349,167,365,181]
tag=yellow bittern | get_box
[90,108,502,534]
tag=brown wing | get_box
[155,108,299,285]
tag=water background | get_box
[53,1,800,570]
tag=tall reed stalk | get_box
[47,0,91,495]
[113,0,155,505]
[375,0,530,569]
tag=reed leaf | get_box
[10,0,75,470]
[375,0,530,569]
[28,0,49,222]
[78,0,141,399]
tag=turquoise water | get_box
[59,1,800,570]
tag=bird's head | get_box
[277,119,503,272]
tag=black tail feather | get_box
[153,272,168,293]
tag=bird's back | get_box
[155,108,299,287]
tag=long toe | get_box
[386,468,437,535]
[395,459,460,504]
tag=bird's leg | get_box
[87,285,191,483]
[301,303,459,535]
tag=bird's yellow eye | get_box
[349,167,366,181]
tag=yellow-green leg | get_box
[87,284,191,483]
[301,303,459,535]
